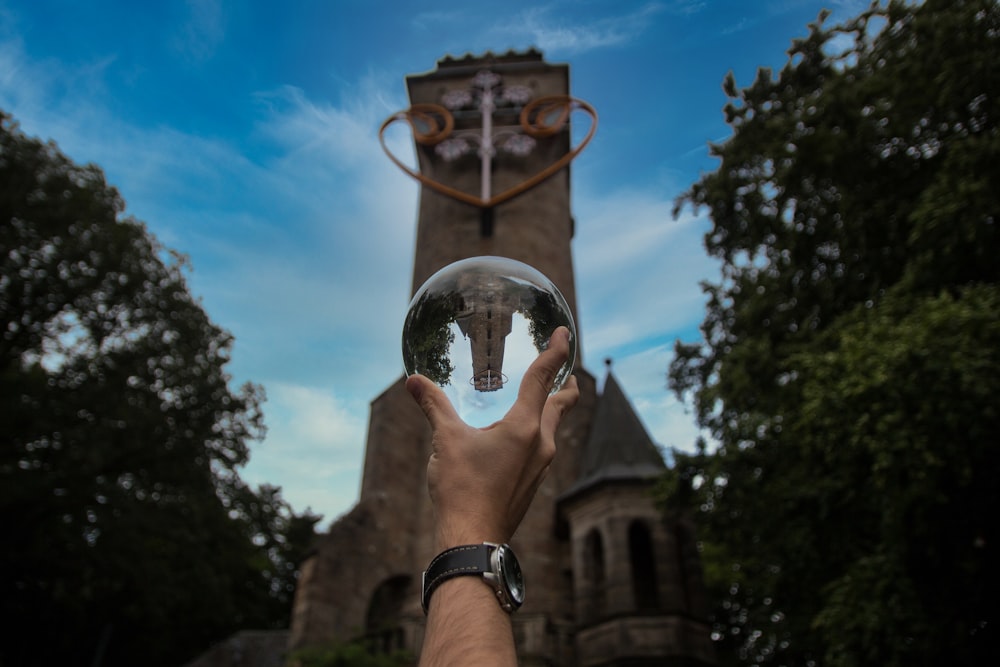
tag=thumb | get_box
[405,373,461,430]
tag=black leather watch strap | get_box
[421,544,492,613]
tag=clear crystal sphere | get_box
[402,256,577,427]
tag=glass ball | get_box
[402,256,577,427]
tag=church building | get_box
[288,50,715,667]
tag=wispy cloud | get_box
[172,0,226,62]
[410,9,469,31]
[0,20,712,521]
[574,186,714,355]
[0,32,415,521]
[568,179,715,458]
[0,33,114,149]
[240,382,368,525]
[610,343,705,453]
[721,16,753,35]
[502,2,666,55]
[666,0,707,16]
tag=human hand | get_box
[405,326,579,551]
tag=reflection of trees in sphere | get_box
[402,256,577,427]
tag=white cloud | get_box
[255,85,383,170]
[667,0,707,16]
[0,19,719,525]
[574,186,714,358]
[0,34,417,522]
[567,181,717,462]
[241,382,368,526]
[228,80,418,389]
[603,343,707,454]
[575,191,678,272]
[501,3,665,55]
[410,10,468,32]
[264,384,364,458]
[721,17,752,35]
[0,35,110,153]
[173,0,226,62]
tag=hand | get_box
[405,326,579,550]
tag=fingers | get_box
[414,328,578,550]
[406,373,461,432]
[544,374,579,427]
[510,326,572,420]
[539,374,579,458]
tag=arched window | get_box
[629,520,659,611]
[365,575,411,653]
[582,529,606,622]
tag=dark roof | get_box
[437,48,545,69]
[560,370,666,502]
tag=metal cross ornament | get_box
[380,69,597,236]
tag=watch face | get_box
[497,545,525,606]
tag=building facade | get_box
[288,50,714,666]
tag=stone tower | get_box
[288,50,714,666]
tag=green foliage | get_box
[0,112,320,667]
[288,640,414,667]
[402,290,459,385]
[795,286,998,665]
[526,289,561,352]
[665,1,999,665]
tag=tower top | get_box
[386,51,594,355]
[435,48,546,71]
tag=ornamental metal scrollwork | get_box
[379,70,597,209]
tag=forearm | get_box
[411,329,577,666]
[420,576,517,667]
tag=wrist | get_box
[435,524,506,552]
[436,532,502,552]
[422,542,525,615]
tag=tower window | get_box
[629,521,659,611]
[582,529,606,623]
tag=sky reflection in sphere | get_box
[402,256,576,427]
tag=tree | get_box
[0,112,319,667]
[663,1,999,665]
[402,290,460,385]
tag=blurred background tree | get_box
[0,112,320,667]
[664,0,999,665]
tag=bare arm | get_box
[406,326,579,667]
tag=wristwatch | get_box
[421,542,524,614]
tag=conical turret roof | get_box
[561,365,666,502]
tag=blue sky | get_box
[1,0,867,526]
